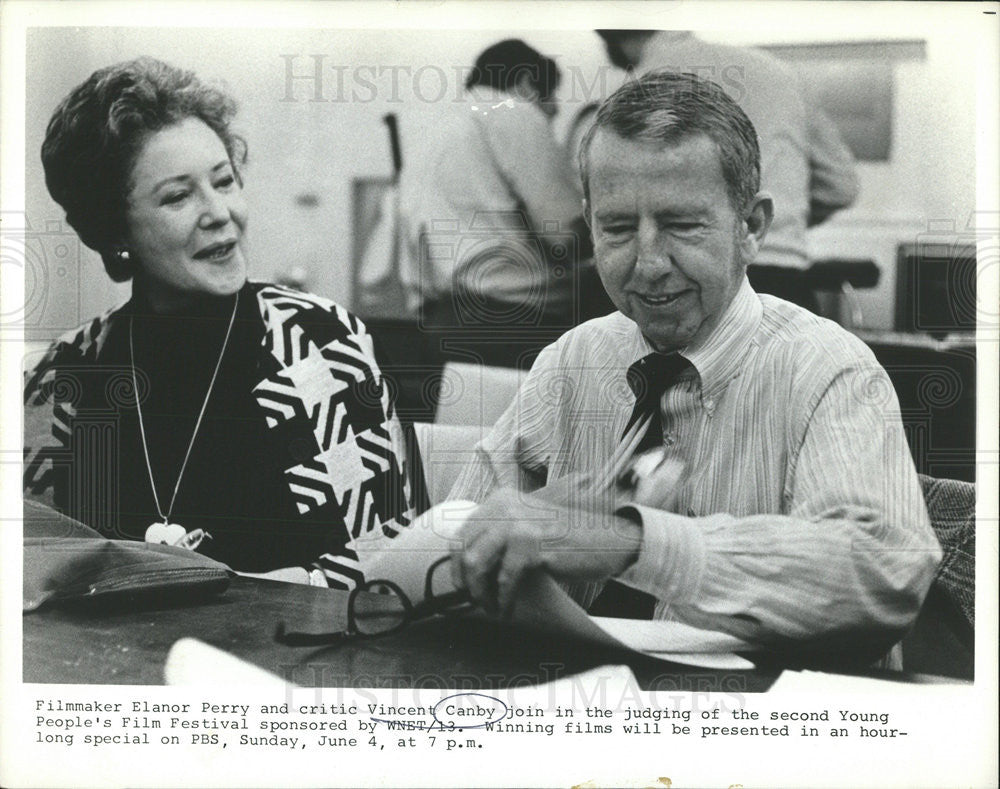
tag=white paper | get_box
[768,669,972,693]
[591,616,754,654]
[356,503,757,667]
[164,638,293,688]
[351,499,477,603]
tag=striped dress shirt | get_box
[450,278,942,650]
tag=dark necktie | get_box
[588,351,690,620]
[623,351,691,454]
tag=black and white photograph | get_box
[1,1,996,787]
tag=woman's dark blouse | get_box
[23,281,414,583]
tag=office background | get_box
[21,25,980,336]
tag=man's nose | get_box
[634,223,673,276]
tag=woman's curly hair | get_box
[41,57,247,281]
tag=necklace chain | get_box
[129,291,239,524]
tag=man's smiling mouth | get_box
[636,290,688,307]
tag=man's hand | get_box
[450,486,643,617]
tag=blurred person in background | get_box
[596,30,859,312]
[402,39,612,369]
[24,57,414,587]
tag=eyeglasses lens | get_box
[352,585,408,635]
[427,559,474,614]
[427,560,457,599]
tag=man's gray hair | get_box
[579,70,761,212]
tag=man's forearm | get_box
[618,505,941,648]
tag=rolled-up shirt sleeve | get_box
[619,365,942,646]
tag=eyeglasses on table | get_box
[274,556,474,647]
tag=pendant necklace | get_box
[130,290,239,550]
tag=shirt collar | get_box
[682,276,762,410]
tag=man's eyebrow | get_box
[656,206,713,221]
[151,160,230,192]
[593,209,636,222]
[594,206,712,223]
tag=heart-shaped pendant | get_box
[145,522,187,545]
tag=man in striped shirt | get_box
[449,71,941,658]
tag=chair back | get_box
[902,474,975,679]
[410,422,483,507]
[434,362,525,427]
[919,473,975,632]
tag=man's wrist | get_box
[615,505,708,606]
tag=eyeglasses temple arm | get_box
[410,589,474,620]
[273,621,351,647]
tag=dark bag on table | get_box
[23,499,231,612]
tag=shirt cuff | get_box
[615,505,708,606]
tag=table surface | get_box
[23,576,951,692]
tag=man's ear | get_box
[739,192,773,263]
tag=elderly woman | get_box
[24,57,414,587]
